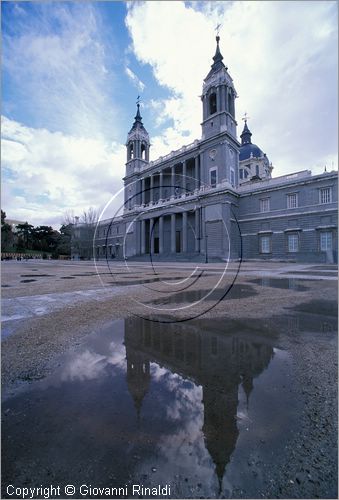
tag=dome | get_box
[239,142,264,161]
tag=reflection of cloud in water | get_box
[60,342,126,383]
[61,350,106,382]
[150,363,202,420]
[106,341,126,370]
[143,362,215,490]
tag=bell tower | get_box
[201,35,237,141]
[125,100,150,177]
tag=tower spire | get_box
[211,34,226,71]
[240,114,252,146]
[133,96,143,126]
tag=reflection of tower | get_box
[126,348,150,422]
[242,374,254,410]
[241,343,274,410]
[202,378,239,494]
[123,317,275,494]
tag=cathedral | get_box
[74,36,337,263]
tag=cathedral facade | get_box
[75,37,337,263]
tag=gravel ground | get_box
[1,260,337,498]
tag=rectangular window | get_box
[287,193,298,209]
[260,198,270,213]
[320,187,332,204]
[239,169,243,180]
[288,234,299,252]
[320,232,332,251]
[210,168,217,188]
[256,165,259,176]
[260,235,271,253]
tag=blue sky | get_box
[2,1,338,227]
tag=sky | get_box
[2,0,338,228]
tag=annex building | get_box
[74,36,338,263]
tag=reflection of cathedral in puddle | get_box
[124,318,274,490]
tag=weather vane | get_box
[215,23,221,36]
[242,112,250,123]
[136,95,141,105]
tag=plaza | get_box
[1,259,337,498]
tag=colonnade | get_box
[139,156,200,206]
[140,209,201,255]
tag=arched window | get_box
[129,143,134,160]
[141,143,146,160]
[228,91,232,114]
[209,92,217,115]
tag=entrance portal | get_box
[176,231,181,253]
[154,237,159,254]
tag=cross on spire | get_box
[215,23,221,36]
[136,95,141,105]
[242,112,250,123]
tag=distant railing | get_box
[148,139,199,168]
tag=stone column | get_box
[182,211,187,253]
[159,171,163,200]
[150,175,154,203]
[141,219,146,254]
[194,156,199,190]
[182,160,187,194]
[171,166,175,197]
[141,178,145,205]
[171,213,176,253]
[150,218,154,254]
[199,153,203,188]
[159,216,164,254]
[195,209,200,252]
[221,85,226,112]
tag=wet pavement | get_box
[1,261,338,499]
[1,317,294,498]
[2,311,338,499]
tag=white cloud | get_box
[2,3,120,140]
[126,1,337,175]
[125,66,146,92]
[1,116,125,228]
[61,350,107,382]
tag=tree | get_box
[1,210,15,251]
[70,207,99,259]
[33,225,59,252]
[16,222,34,250]
[56,224,72,255]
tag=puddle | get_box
[20,274,55,278]
[287,299,338,318]
[309,266,338,271]
[2,316,303,498]
[151,284,257,305]
[109,277,186,287]
[288,270,337,276]
[248,278,308,291]
[20,279,37,283]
